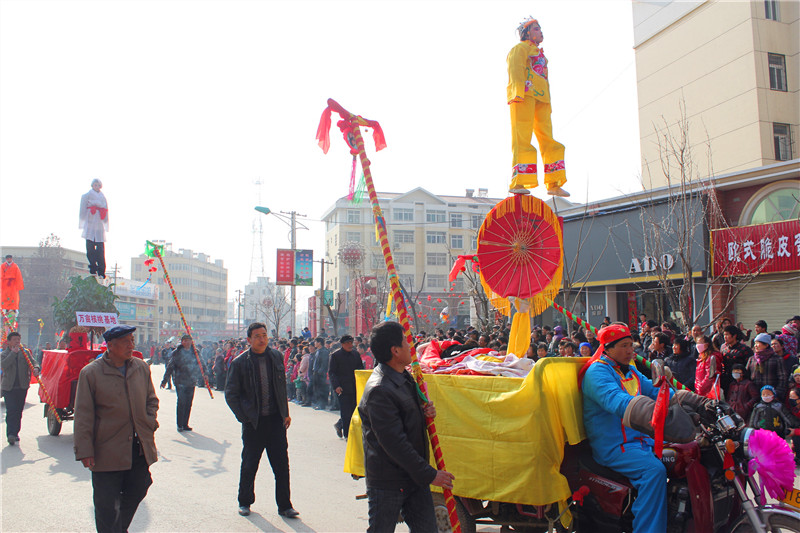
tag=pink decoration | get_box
[747,429,796,504]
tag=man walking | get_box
[225,322,299,519]
[358,322,454,532]
[1,332,39,445]
[161,334,198,431]
[73,325,159,533]
[329,334,364,439]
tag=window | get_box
[399,274,414,289]
[450,213,463,228]
[765,0,779,20]
[427,231,446,244]
[472,214,483,229]
[768,53,787,91]
[451,234,463,249]
[773,123,792,161]
[428,275,447,288]
[426,210,445,223]
[453,279,465,292]
[345,231,361,243]
[393,208,413,222]
[347,209,361,224]
[395,252,414,265]
[471,236,478,250]
[427,253,448,266]
[394,230,415,244]
[743,181,800,224]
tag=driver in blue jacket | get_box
[581,324,683,533]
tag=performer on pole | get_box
[507,17,569,197]
[79,179,109,279]
[1,254,24,342]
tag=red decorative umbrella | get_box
[477,194,563,315]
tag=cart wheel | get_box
[432,492,476,533]
[46,408,62,436]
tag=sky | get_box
[0,0,643,307]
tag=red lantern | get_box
[436,298,441,303]
[427,295,432,301]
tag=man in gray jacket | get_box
[1,332,39,445]
[74,325,159,533]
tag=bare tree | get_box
[252,284,291,338]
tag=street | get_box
[1,364,380,533]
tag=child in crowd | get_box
[749,385,796,436]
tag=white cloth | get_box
[433,354,535,378]
[79,189,108,242]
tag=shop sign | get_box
[276,249,295,285]
[629,254,675,274]
[76,312,118,327]
[711,219,800,277]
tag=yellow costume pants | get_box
[510,96,566,190]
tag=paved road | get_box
[1,364,382,533]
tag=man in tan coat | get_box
[74,325,159,533]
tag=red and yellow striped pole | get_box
[321,99,461,532]
[149,242,214,399]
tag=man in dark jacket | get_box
[161,334,199,431]
[358,321,454,532]
[726,363,758,421]
[328,334,364,439]
[1,332,40,445]
[311,337,330,409]
[225,322,299,519]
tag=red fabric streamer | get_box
[651,377,670,458]
[316,106,333,154]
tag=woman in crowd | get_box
[748,332,788,401]
[694,335,720,397]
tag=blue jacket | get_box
[582,355,672,464]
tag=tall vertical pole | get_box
[319,258,325,336]
[290,211,297,338]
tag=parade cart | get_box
[39,340,143,436]
[344,358,800,533]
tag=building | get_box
[112,278,159,345]
[131,243,227,341]
[320,187,506,335]
[242,276,291,337]
[629,0,800,328]
[633,0,798,187]
[1,244,85,346]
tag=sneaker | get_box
[238,506,250,516]
[334,420,343,439]
[278,508,299,518]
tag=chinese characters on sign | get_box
[75,312,119,327]
[711,220,800,277]
[276,249,295,286]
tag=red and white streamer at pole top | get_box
[711,219,800,277]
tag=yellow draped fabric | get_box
[344,358,587,507]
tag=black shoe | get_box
[238,505,250,516]
[177,427,185,432]
[7,437,15,446]
[334,421,343,439]
[183,426,192,431]
[278,508,299,518]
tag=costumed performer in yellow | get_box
[508,17,569,198]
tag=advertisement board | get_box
[294,249,313,286]
[276,249,295,285]
[711,219,800,277]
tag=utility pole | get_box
[290,211,296,338]
[235,289,243,334]
[315,258,334,336]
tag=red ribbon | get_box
[651,376,670,458]
[88,206,108,220]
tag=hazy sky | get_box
[0,0,643,305]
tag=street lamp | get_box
[254,206,308,338]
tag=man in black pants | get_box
[225,322,299,519]
[328,334,363,439]
[161,334,197,431]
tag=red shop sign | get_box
[711,219,800,277]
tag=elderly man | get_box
[161,334,199,431]
[1,332,39,445]
[74,325,159,533]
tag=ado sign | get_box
[629,254,675,274]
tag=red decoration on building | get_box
[711,220,800,277]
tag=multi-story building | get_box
[242,276,290,337]
[0,244,85,346]
[112,278,159,344]
[131,243,227,341]
[321,187,505,334]
[633,0,798,187]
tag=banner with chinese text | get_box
[76,312,119,327]
[276,249,295,285]
[711,219,800,277]
[294,249,313,286]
